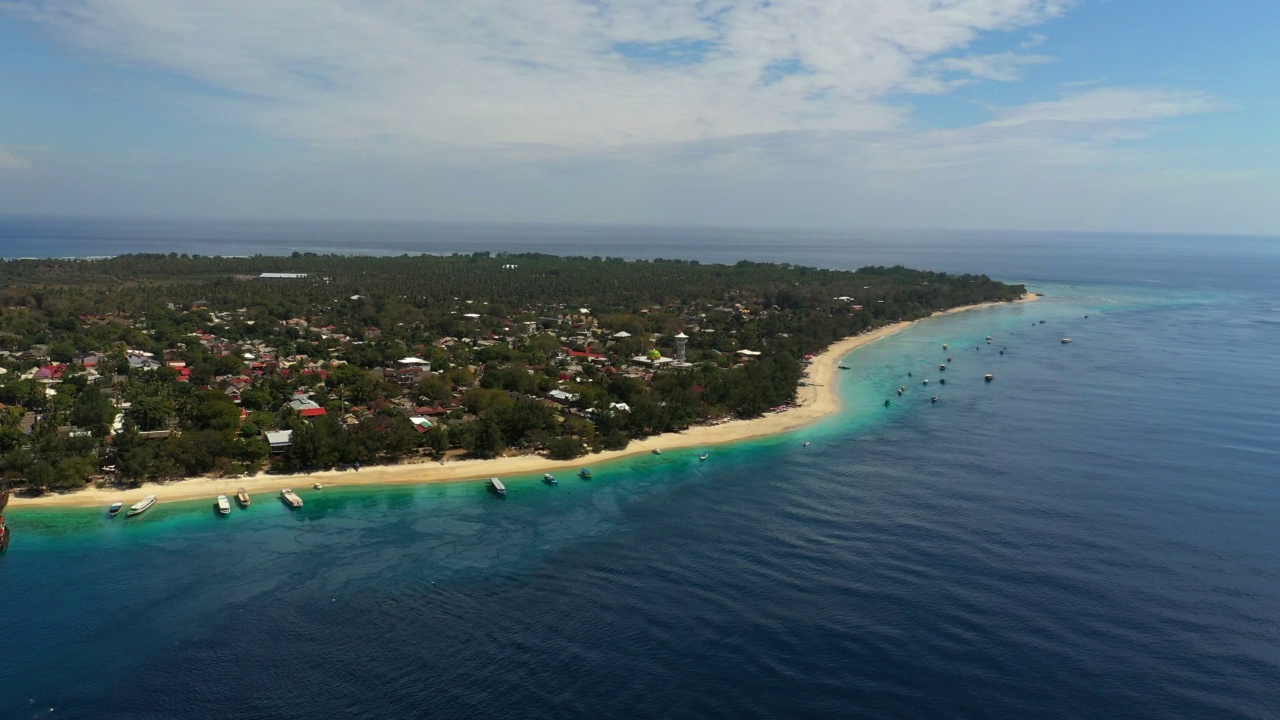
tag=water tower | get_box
[675,331,688,362]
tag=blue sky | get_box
[1,0,1277,234]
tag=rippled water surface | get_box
[1,223,1277,719]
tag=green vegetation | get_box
[0,252,1023,493]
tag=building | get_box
[258,272,309,280]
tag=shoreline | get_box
[10,293,1039,510]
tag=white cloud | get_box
[0,150,33,170]
[986,87,1220,127]
[934,52,1055,82]
[12,0,1076,150]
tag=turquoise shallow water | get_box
[1,227,1278,719]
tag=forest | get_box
[0,252,1024,493]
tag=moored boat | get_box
[700,453,709,461]
[280,488,303,509]
[898,386,905,395]
[0,491,9,552]
[216,495,231,516]
[489,477,507,495]
[579,468,593,479]
[127,495,157,517]
[652,448,662,455]
[985,373,994,382]
[838,364,850,370]
[939,364,946,371]
[108,502,124,517]
[803,441,811,447]
[931,396,939,403]
[312,482,325,490]
[1061,338,1072,344]
[544,473,557,485]
[236,488,251,508]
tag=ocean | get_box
[1,218,1277,719]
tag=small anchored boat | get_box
[312,482,325,490]
[579,468,593,479]
[897,386,905,395]
[216,495,231,516]
[803,441,811,447]
[127,495,157,517]
[544,473,558,485]
[700,453,709,461]
[1061,338,1072,344]
[236,488,251,508]
[884,399,890,407]
[108,502,123,517]
[939,378,945,385]
[489,477,507,496]
[652,448,662,455]
[922,379,929,385]
[939,364,946,371]
[985,373,994,382]
[931,396,939,404]
[838,364,850,370]
[280,488,303,509]
[942,344,948,350]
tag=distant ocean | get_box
[1,217,1278,719]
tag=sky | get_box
[1,0,1277,234]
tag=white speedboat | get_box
[489,477,507,495]
[280,488,303,508]
[216,495,231,515]
[652,449,662,455]
[700,454,709,461]
[108,502,123,517]
[127,495,157,517]
[1061,338,1072,344]
[544,473,557,485]
[312,482,325,490]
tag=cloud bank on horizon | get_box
[2,0,1276,233]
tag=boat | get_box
[942,344,948,350]
[236,488,251,508]
[126,495,157,517]
[947,357,952,362]
[985,373,994,382]
[0,491,9,552]
[652,448,662,455]
[312,482,325,490]
[1061,338,1072,344]
[883,399,890,407]
[931,396,939,403]
[907,371,913,377]
[803,441,811,447]
[544,473,558,485]
[999,350,1004,355]
[922,379,929,385]
[939,378,945,385]
[489,477,507,496]
[280,488,303,509]
[1039,320,1046,324]
[986,336,993,344]
[838,364,850,370]
[108,502,123,517]
[216,495,231,515]
[700,453,709,461]
[939,364,946,371]
[579,468,593,479]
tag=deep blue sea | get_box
[1,218,1278,719]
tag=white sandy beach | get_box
[10,294,1038,509]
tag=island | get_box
[0,252,1027,506]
